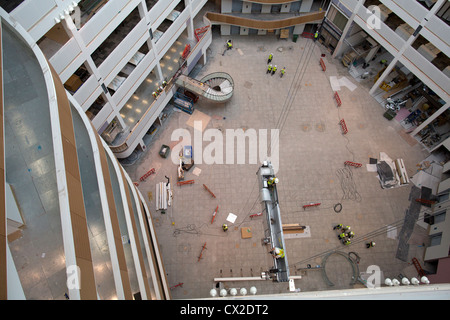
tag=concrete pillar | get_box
[300,0,313,13]
[186,17,195,40]
[261,4,271,13]
[242,1,251,13]
[293,24,305,35]
[369,0,444,96]
[332,0,366,59]
[240,26,249,35]
[221,0,232,13]
[281,3,291,13]
[185,0,195,40]
[364,44,380,63]
[221,25,231,36]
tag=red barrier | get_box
[344,161,362,168]
[303,203,321,209]
[177,179,195,186]
[334,91,342,107]
[250,212,263,219]
[203,184,216,198]
[320,58,326,71]
[339,119,348,134]
[211,205,219,224]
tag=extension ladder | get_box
[194,26,209,41]
[411,257,426,278]
[182,44,191,60]
[139,168,156,181]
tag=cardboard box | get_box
[241,227,252,239]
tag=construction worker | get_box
[366,241,376,248]
[267,64,272,74]
[343,239,351,246]
[347,231,355,239]
[280,67,285,78]
[152,91,158,98]
[314,30,319,41]
[222,223,228,232]
[271,65,277,76]
[333,224,343,230]
[227,40,233,50]
[268,53,273,64]
[380,59,387,65]
[270,247,285,259]
[342,226,351,232]
[338,232,346,240]
[162,80,167,88]
[267,177,279,187]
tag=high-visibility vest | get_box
[275,248,285,258]
[227,42,232,48]
[269,54,273,59]
[268,65,272,71]
[281,68,285,74]
[314,31,319,38]
[273,66,277,72]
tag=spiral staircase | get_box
[175,72,234,103]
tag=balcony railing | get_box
[109,14,213,155]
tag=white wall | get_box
[221,0,232,13]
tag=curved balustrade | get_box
[205,11,325,30]
[176,72,234,103]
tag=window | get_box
[327,6,349,32]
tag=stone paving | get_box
[125,30,429,299]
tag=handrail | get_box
[205,11,325,30]
[175,72,234,102]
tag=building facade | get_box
[322,0,449,152]
[1,6,170,299]
[1,0,212,161]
